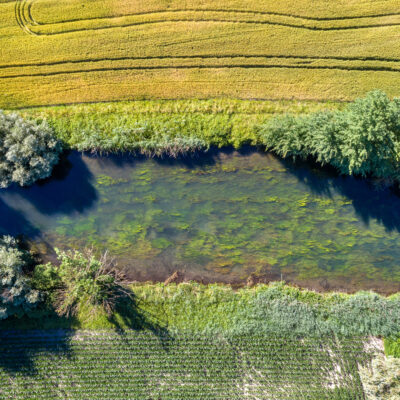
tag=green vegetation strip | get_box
[3,283,400,338]
[17,99,342,150]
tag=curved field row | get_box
[16,0,400,36]
[3,55,400,81]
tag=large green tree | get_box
[0,111,62,188]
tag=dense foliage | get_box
[384,337,400,358]
[127,283,400,338]
[0,236,41,319]
[259,90,400,180]
[76,128,208,157]
[33,249,130,317]
[0,111,62,188]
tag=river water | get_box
[1,149,400,293]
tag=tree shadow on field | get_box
[277,155,400,233]
[0,312,77,376]
[0,288,172,376]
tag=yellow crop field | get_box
[1,0,400,108]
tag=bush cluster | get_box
[259,90,400,180]
[0,236,41,319]
[34,248,130,317]
[75,126,208,157]
[384,337,400,358]
[0,111,62,188]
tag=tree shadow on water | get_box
[1,151,98,217]
[278,155,400,233]
[0,197,40,238]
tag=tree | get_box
[0,111,62,188]
[0,236,41,319]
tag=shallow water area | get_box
[1,149,400,293]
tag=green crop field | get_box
[2,0,400,108]
[0,331,372,399]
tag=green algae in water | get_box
[1,150,400,292]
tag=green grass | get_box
[17,99,342,149]
[2,282,400,337]
[2,0,400,107]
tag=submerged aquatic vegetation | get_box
[1,150,400,291]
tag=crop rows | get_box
[15,0,400,37]
[2,0,400,107]
[0,331,370,399]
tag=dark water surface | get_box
[1,149,400,293]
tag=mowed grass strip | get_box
[2,0,400,107]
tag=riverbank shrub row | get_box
[17,92,400,183]
[21,99,338,151]
[259,90,400,181]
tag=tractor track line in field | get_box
[0,54,400,69]
[2,63,400,80]
[1,54,400,70]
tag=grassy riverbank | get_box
[16,99,342,151]
[2,282,399,337]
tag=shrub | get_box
[74,122,208,157]
[0,111,62,188]
[0,236,41,319]
[384,337,400,358]
[259,90,400,180]
[34,249,130,317]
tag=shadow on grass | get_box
[106,289,173,350]
[0,310,77,376]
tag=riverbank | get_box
[14,99,343,151]
[2,282,399,335]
